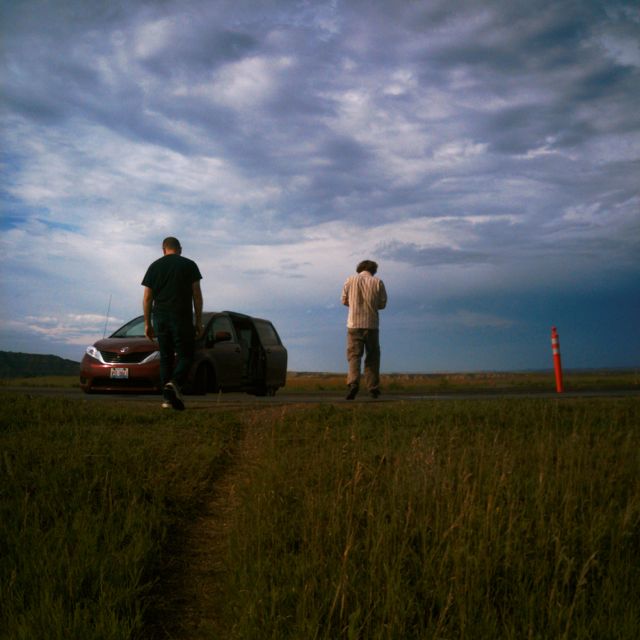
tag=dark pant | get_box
[153,312,194,393]
[346,328,381,391]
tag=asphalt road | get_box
[3,386,638,409]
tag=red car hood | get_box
[93,337,159,353]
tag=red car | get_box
[80,311,287,396]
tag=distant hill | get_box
[0,351,80,378]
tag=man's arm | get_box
[143,287,155,340]
[192,280,204,336]
[377,281,387,310]
[341,279,350,307]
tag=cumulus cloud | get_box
[1,0,638,370]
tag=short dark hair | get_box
[356,260,378,275]
[162,237,181,251]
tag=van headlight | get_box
[85,346,102,362]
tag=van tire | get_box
[193,363,214,395]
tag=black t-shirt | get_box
[141,254,202,318]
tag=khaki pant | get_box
[346,328,381,390]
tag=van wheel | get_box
[194,364,213,395]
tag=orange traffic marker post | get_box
[551,326,564,393]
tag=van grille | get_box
[100,350,153,364]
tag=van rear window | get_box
[254,320,280,346]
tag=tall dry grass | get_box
[285,370,639,394]
[2,392,638,639]
[223,398,640,639]
[0,393,240,640]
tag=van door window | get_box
[207,316,236,346]
[254,320,281,346]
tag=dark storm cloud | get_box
[138,24,260,79]
[377,241,491,267]
[3,0,635,198]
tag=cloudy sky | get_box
[1,0,639,374]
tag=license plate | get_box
[110,367,129,379]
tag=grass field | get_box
[286,369,639,394]
[224,399,640,639]
[0,395,242,640]
[0,368,638,394]
[1,377,639,639]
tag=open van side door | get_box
[203,314,244,389]
[253,319,287,389]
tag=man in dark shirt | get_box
[142,237,203,410]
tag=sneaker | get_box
[164,381,185,411]
[346,385,359,400]
[161,400,172,409]
[369,388,381,399]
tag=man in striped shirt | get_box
[341,260,388,400]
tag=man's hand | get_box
[143,287,155,340]
[192,281,203,338]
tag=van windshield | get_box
[111,317,146,338]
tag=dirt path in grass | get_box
[150,408,275,639]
